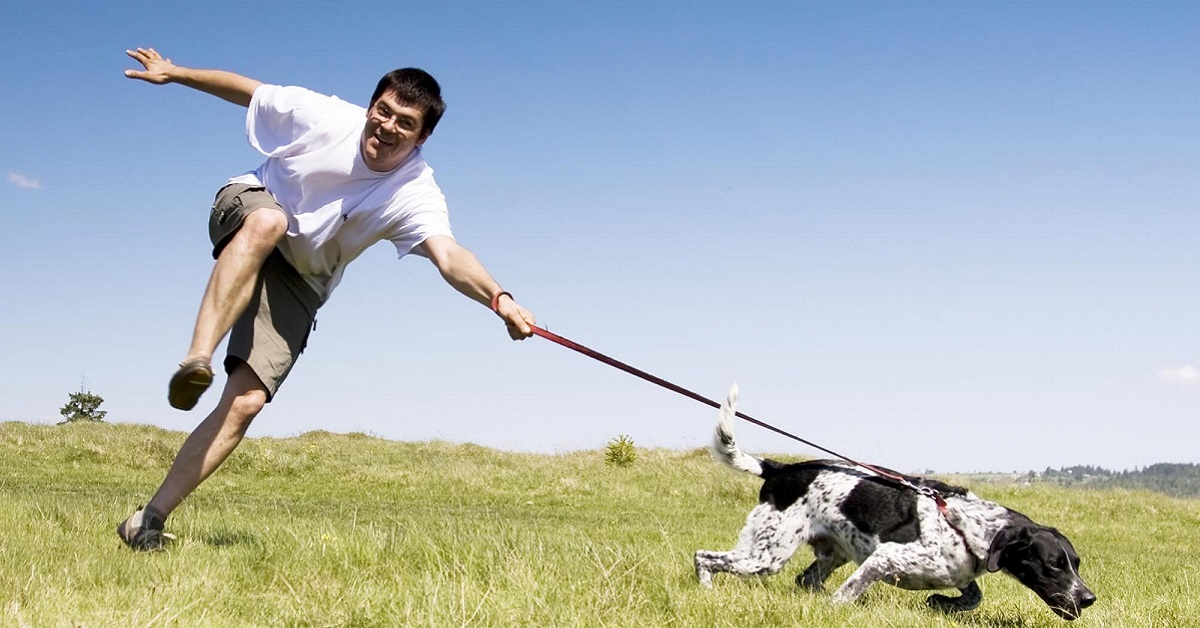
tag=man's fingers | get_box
[513,311,534,335]
[123,69,165,84]
[123,48,172,83]
[497,302,535,341]
[125,48,168,67]
[505,319,533,341]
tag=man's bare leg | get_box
[188,207,287,363]
[119,363,268,550]
[169,208,286,410]
[150,363,269,516]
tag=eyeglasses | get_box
[369,102,421,132]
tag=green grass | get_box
[1,420,1197,627]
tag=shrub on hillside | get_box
[605,434,637,467]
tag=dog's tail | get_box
[710,383,766,477]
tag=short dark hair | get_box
[370,68,446,136]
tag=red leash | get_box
[527,322,923,490]
[506,301,968,554]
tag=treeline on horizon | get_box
[1041,463,1200,498]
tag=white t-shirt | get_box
[227,84,453,302]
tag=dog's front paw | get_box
[829,587,861,605]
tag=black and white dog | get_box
[694,385,1096,620]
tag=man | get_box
[117,48,537,550]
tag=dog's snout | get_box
[1079,590,1097,609]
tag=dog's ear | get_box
[986,525,1031,573]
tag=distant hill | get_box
[1041,463,1200,498]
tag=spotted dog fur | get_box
[694,384,1097,621]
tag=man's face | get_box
[361,91,429,172]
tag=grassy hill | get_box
[1,420,1197,627]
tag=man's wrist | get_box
[490,291,513,314]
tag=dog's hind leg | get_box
[695,504,805,588]
[926,581,983,613]
[796,537,849,592]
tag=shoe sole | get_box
[168,361,214,410]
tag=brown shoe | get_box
[168,357,214,411]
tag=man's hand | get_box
[124,48,178,84]
[121,47,261,107]
[493,293,536,340]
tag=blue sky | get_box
[2,1,1197,473]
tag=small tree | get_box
[604,434,637,467]
[59,387,107,423]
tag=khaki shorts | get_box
[209,184,320,400]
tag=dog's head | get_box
[986,522,1097,620]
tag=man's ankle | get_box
[141,504,169,529]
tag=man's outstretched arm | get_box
[420,235,536,340]
[124,47,262,107]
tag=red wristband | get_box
[490,291,513,313]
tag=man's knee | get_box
[223,363,270,425]
[227,389,267,429]
[238,208,287,247]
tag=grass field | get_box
[1,420,1197,627]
